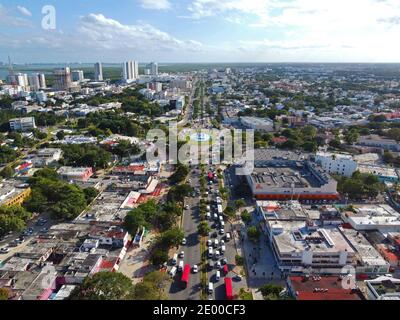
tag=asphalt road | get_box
[169,171,202,300]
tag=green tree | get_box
[169,164,190,184]
[158,227,184,247]
[150,248,169,266]
[0,166,14,179]
[241,210,252,224]
[124,209,149,235]
[235,199,246,208]
[247,226,260,243]
[344,129,359,145]
[83,187,99,204]
[69,272,134,300]
[112,140,141,159]
[198,221,211,236]
[56,130,65,140]
[0,288,10,300]
[259,284,284,300]
[224,206,236,219]
[167,184,193,203]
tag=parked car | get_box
[179,251,185,258]
[0,247,10,254]
[192,265,199,273]
[182,238,187,245]
[233,274,242,281]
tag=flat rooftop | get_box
[77,191,129,223]
[345,204,400,228]
[316,151,353,160]
[339,227,388,266]
[289,276,363,300]
[257,200,308,220]
[253,149,310,163]
[251,166,321,189]
[270,221,355,254]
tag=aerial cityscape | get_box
[1,0,400,305]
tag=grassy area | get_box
[239,288,253,300]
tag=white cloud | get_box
[186,0,273,19]
[77,13,201,52]
[16,5,32,17]
[0,13,203,62]
[140,0,171,10]
[184,0,400,62]
[0,4,32,27]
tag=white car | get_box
[0,247,10,254]
[182,238,187,245]
[192,265,199,273]
[220,239,225,245]
[179,251,185,258]
[207,239,212,246]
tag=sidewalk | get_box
[118,233,156,285]
[240,209,285,289]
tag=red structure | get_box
[222,265,228,276]
[224,278,233,300]
[181,264,191,289]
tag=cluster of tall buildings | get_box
[7,72,46,91]
[4,59,162,92]
[123,61,139,83]
[123,61,158,83]
[52,62,104,91]
[144,62,158,76]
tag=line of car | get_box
[0,218,49,254]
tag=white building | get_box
[94,62,103,81]
[123,61,139,82]
[71,70,84,82]
[341,204,400,233]
[240,116,274,132]
[145,62,158,76]
[28,74,41,91]
[28,73,46,91]
[9,117,36,131]
[315,152,358,177]
[365,275,400,300]
[33,148,63,167]
[265,219,355,273]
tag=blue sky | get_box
[1,0,400,63]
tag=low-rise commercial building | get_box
[246,149,339,202]
[9,117,36,132]
[365,275,400,300]
[32,148,63,167]
[341,204,400,233]
[315,152,358,177]
[0,181,31,207]
[57,167,93,182]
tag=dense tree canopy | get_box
[25,168,89,220]
[337,171,383,200]
[69,272,134,300]
[61,144,112,169]
[0,205,31,237]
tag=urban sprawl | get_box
[1,62,400,300]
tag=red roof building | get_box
[287,276,364,300]
[271,137,288,145]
